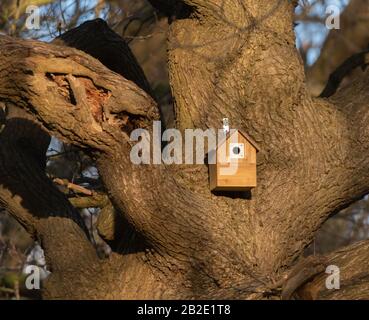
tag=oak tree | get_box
[1,0,369,299]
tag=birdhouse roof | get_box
[217,129,261,152]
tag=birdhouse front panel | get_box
[209,131,258,191]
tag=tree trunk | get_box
[1,1,369,299]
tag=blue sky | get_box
[295,0,349,64]
[32,0,350,65]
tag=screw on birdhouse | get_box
[222,118,230,133]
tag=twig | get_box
[53,178,93,196]
[14,279,20,300]
[0,286,15,294]
[69,193,109,209]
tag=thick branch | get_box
[0,25,164,298]
[297,240,369,299]
[0,112,104,298]
[0,34,158,151]
[0,32,252,297]
[52,19,154,98]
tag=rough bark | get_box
[0,109,104,299]
[0,0,369,299]
[297,241,369,300]
[52,19,153,97]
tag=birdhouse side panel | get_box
[209,163,218,190]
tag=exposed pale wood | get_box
[52,19,153,97]
[53,178,93,195]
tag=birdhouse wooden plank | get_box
[209,130,260,191]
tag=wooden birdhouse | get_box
[209,128,260,191]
